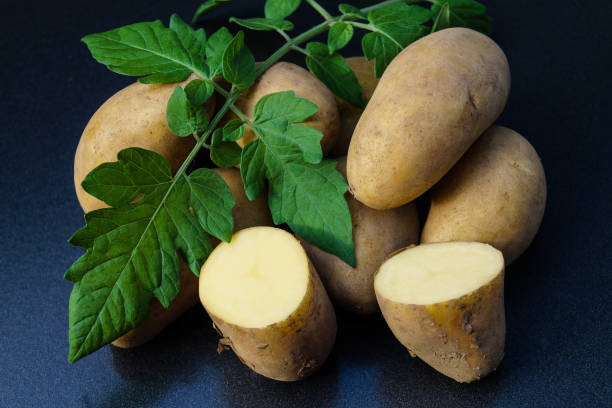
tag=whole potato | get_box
[232,62,340,155]
[298,156,419,314]
[421,126,546,264]
[330,57,380,157]
[74,74,215,213]
[113,168,274,348]
[347,27,511,209]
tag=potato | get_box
[298,156,419,314]
[422,126,546,264]
[347,27,511,209]
[232,62,340,155]
[375,242,505,383]
[199,227,336,381]
[330,57,380,157]
[74,74,215,213]
[112,168,273,348]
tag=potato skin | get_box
[347,27,511,209]
[74,74,215,213]
[421,126,546,264]
[299,157,419,314]
[112,168,273,348]
[330,57,380,157]
[233,62,340,155]
[206,261,337,381]
[376,257,505,383]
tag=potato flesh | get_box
[375,242,503,305]
[200,227,309,328]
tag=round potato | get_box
[347,27,511,209]
[421,126,546,264]
[298,156,419,314]
[232,62,340,155]
[330,57,380,157]
[112,168,273,348]
[74,74,215,213]
[375,242,505,383]
[200,227,336,381]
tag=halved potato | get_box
[375,242,505,383]
[199,227,336,381]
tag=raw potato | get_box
[330,57,380,157]
[232,62,340,155]
[375,242,505,383]
[74,74,215,213]
[199,227,336,381]
[112,168,273,348]
[347,27,511,209]
[299,156,419,314]
[422,126,546,264]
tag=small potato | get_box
[232,62,340,155]
[330,57,380,157]
[299,156,419,314]
[112,168,273,348]
[375,242,505,383]
[74,74,215,213]
[200,227,336,381]
[422,126,546,264]
[347,27,511,209]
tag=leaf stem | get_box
[276,28,291,42]
[348,21,403,49]
[305,0,333,21]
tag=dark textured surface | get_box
[1,1,611,407]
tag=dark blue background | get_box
[1,1,610,407]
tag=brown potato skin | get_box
[205,261,337,381]
[421,126,546,264]
[347,27,511,209]
[233,62,340,155]
[112,168,273,348]
[330,57,380,157]
[376,252,505,383]
[298,157,419,314]
[74,74,215,213]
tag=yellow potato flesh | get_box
[200,227,309,328]
[375,242,503,305]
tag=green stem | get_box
[305,0,333,21]
[348,21,403,49]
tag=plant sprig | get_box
[67,0,491,362]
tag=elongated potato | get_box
[74,74,215,213]
[232,62,340,155]
[422,126,546,264]
[299,156,419,314]
[112,168,273,348]
[330,57,379,157]
[199,227,336,381]
[375,242,505,383]
[348,27,511,209]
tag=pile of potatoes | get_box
[74,27,545,382]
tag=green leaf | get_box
[205,27,233,78]
[240,91,355,266]
[66,148,235,362]
[222,119,246,142]
[222,31,256,91]
[362,4,431,77]
[230,17,294,31]
[184,79,214,106]
[430,0,491,34]
[166,85,209,137]
[304,42,364,108]
[327,22,353,53]
[82,20,207,84]
[264,0,301,20]
[338,4,366,19]
[192,0,233,23]
[169,14,206,57]
[210,128,242,168]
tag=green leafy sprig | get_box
[67,0,491,362]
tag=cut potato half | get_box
[199,227,336,381]
[375,242,505,383]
